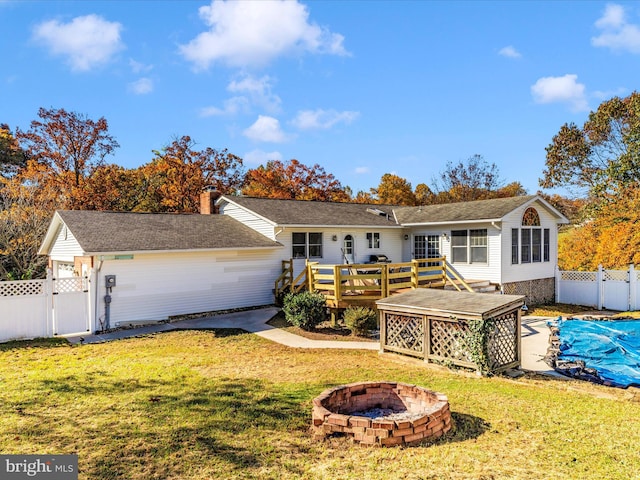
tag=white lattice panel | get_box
[54,277,87,294]
[0,280,44,297]
[604,270,628,282]
[560,271,597,282]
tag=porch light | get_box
[441,232,449,241]
[404,234,409,240]
[332,235,338,241]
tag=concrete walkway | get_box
[67,306,560,375]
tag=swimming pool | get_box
[547,318,640,388]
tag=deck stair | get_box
[444,279,498,294]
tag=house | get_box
[39,191,567,333]
[217,193,569,302]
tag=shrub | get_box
[343,306,378,336]
[283,291,326,330]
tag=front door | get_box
[343,234,354,264]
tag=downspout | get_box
[94,257,103,332]
[491,221,501,231]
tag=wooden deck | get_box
[275,257,475,310]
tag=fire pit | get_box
[312,381,451,446]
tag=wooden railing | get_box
[275,257,474,305]
[274,259,307,299]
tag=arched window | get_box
[513,207,548,264]
[522,207,540,226]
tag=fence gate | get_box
[601,269,630,311]
[52,276,91,336]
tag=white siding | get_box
[219,202,276,240]
[49,224,84,262]
[94,249,282,327]
[501,201,559,284]
[275,228,404,277]
[408,224,502,283]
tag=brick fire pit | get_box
[311,381,451,446]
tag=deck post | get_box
[306,261,313,291]
[411,260,419,289]
[288,259,294,292]
[381,264,388,298]
[334,265,342,304]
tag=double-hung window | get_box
[366,232,380,249]
[292,232,323,259]
[451,229,487,264]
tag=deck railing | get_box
[275,257,474,306]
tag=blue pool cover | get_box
[552,318,640,388]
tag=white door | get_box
[343,234,355,264]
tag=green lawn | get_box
[1,330,639,479]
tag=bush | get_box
[343,307,378,336]
[283,291,326,330]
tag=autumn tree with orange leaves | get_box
[16,107,119,209]
[242,159,349,202]
[136,136,245,213]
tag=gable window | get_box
[366,232,380,249]
[513,207,550,264]
[451,229,487,264]
[292,232,323,259]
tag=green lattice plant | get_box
[462,317,496,375]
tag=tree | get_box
[433,154,504,202]
[242,159,349,202]
[137,136,245,212]
[0,124,26,177]
[414,183,434,205]
[16,107,119,209]
[371,173,416,205]
[557,183,640,270]
[541,92,640,196]
[0,175,54,280]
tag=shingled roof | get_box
[393,195,562,225]
[40,210,282,254]
[223,196,401,227]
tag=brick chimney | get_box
[200,187,221,214]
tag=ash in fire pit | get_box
[312,381,451,447]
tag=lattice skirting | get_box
[502,277,555,305]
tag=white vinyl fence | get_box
[0,271,91,343]
[556,265,640,311]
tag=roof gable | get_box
[393,195,568,225]
[39,211,281,255]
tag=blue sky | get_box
[2,1,639,197]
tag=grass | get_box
[1,330,640,479]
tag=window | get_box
[451,229,487,264]
[366,232,380,249]
[544,228,550,262]
[521,228,531,263]
[513,208,551,264]
[292,232,323,259]
[532,229,542,262]
[451,230,468,263]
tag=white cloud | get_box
[200,96,250,117]
[129,58,153,74]
[531,74,589,112]
[244,149,283,165]
[128,77,153,95]
[243,115,289,143]
[32,14,124,71]
[179,0,348,70]
[228,74,281,113]
[354,166,370,174]
[498,45,521,58]
[592,3,640,53]
[291,109,359,130]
